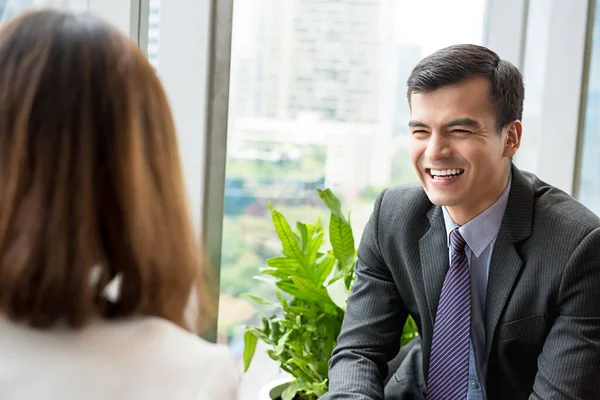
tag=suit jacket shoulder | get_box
[515,170,600,261]
[523,170,600,234]
[376,183,434,237]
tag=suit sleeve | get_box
[530,227,600,399]
[322,189,407,400]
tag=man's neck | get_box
[446,170,511,226]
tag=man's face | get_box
[408,76,521,224]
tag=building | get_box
[1,0,91,23]
[228,0,397,196]
[393,42,422,136]
[238,0,395,124]
[147,0,160,69]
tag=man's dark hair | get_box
[407,44,524,132]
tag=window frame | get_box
[136,0,599,342]
[514,0,595,195]
[136,0,234,342]
[88,0,142,41]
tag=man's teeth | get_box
[430,169,464,176]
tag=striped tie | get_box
[427,228,471,400]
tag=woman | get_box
[0,9,238,400]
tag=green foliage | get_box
[243,189,419,399]
[401,313,419,347]
[221,215,279,298]
[226,142,327,181]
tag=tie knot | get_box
[449,228,467,255]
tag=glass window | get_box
[221,0,486,395]
[518,0,552,174]
[147,0,160,70]
[577,2,600,213]
[1,0,88,23]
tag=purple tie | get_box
[427,228,471,400]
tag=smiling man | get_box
[322,44,600,400]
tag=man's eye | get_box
[412,130,429,135]
[452,129,471,134]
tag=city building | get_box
[228,0,398,197]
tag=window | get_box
[578,2,600,213]
[516,0,590,194]
[517,0,552,174]
[221,0,486,395]
[0,0,89,24]
[1,1,135,42]
[147,0,161,70]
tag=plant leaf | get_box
[267,256,302,271]
[326,277,351,310]
[281,382,304,400]
[243,331,258,372]
[305,231,325,277]
[329,212,356,269]
[252,275,275,285]
[240,293,272,306]
[316,256,335,286]
[269,204,304,263]
[276,279,324,304]
[242,189,357,395]
[401,315,420,346]
[290,276,332,304]
[260,268,297,281]
[317,188,348,224]
[277,329,293,349]
[297,222,309,252]
[318,189,356,276]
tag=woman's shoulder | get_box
[118,316,235,363]
[0,315,240,399]
[112,316,240,398]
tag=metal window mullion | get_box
[484,0,529,69]
[573,0,598,199]
[87,0,135,39]
[532,0,591,195]
[131,0,150,54]
[200,0,234,343]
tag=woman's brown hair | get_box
[0,9,207,331]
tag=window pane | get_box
[1,0,89,23]
[221,0,486,396]
[147,0,160,70]
[578,2,600,213]
[518,0,552,173]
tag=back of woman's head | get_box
[0,9,202,331]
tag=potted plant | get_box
[243,189,418,400]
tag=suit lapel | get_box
[419,206,449,323]
[484,232,523,359]
[484,164,534,359]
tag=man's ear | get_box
[503,120,522,158]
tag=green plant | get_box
[243,188,418,400]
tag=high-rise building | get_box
[231,0,395,125]
[393,43,422,136]
[147,0,160,70]
[228,0,397,195]
[1,0,88,23]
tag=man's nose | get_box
[424,133,451,161]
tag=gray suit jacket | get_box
[322,165,600,400]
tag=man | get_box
[322,44,600,399]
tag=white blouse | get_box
[0,315,239,399]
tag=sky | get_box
[232,0,487,57]
[394,0,486,55]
